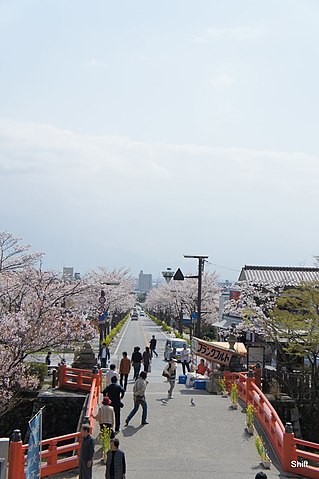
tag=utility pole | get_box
[184,255,208,338]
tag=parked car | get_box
[140,311,145,316]
[164,338,190,361]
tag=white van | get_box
[164,338,190,361]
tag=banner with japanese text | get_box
[26,409,42,479]
[192,337,235,366]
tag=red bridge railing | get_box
[8,365,102,479]
[224,371,319,479]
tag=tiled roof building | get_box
[239,265,319,284]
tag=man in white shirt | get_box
[98,344,110,368]
[105,364,119,386]
[181,344,191,375]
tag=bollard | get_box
[52,369,57,388]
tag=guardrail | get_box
[8,366,101,479]
[224,371,319,478]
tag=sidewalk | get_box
[90,373,292,479]
[52,317,296,479]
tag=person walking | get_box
[98,343,110,369]
[105,437,126,479]
[131,347,142,380]
[79,425,95,479]
[149,335,158,358]
[45,351,51,366]
[93,396,115,436]
[163,358,177,399]
[125,371,149,426]
[105,364,119,387]
[142,346,151,373]
[181,343,190,375]
[119,352,131,391]
[103,376,125,433]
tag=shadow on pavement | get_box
[93,445,103,460]
[179,388,209,395]
[121,424,144,437]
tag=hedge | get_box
[102,314,129,347]
[147,313,185,340]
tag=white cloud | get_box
[84,57,107,68]
[211,72,235,88]
[193,25,266,43]
[0,118,318,194]
[1,118,319,276]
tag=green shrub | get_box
[103,314,129,347]
[230,382,238,404]
[147,313,184,339]
[101,425,112,461]
[255,435,269,461]
[246,403,256,428]
[26,362,48,388]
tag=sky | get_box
[1,0,319,281]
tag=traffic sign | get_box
[99,296,106,304]
[173,268,184,281]
[98,305,105,313]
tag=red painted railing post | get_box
[254,366,262,389]
[98,368,102,393]
[245,370,255,405]
[47,440,57,466]
[223,371,230,392]
[92,367,100,389]
[282,423,296,472]
[59,363,67,387]
[78,370,83,388]
[8,430,23,479]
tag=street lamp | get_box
[162,268,175,284]
[183,254,208,339]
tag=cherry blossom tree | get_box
[0,231,43,273]
[0,264,96,415]
[81,267,135,318]
[145,271,220,330]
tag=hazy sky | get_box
[1,0,319,281]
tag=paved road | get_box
[56,315,298,479]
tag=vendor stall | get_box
[191,337,247,393]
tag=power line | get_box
[206,261,240,273]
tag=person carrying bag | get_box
[163,358,177,398]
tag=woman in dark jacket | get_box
[142,346,151,373]
[131,347,142,380]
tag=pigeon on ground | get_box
[190,398,196,406]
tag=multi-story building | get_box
[138,270,152,293]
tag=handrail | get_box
[8,366,101,479]
[224,371,319,479]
